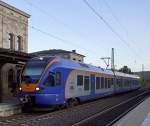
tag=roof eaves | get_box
[0,0,30,18]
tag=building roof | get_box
[0,0,30,18]
[31,49,86,57]
[0,48,32,63]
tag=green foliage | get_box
[140,76,150,86]
[118,66,132,74]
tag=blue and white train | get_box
[19,56,141,107]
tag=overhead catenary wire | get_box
[21,0,104,58]
[23,0,89,44]
[102,0,143,60]
[83,0,143,61]
[0,11,98,58]
[24,0,144,69]
[30,25,97,55]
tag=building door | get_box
[8,69,15,96]
[1,63,17,99]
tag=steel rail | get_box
[72,90,150,126]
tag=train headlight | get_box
[19,87,22,91]
[35,87,40,91]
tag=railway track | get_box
[0,112,47,126]
[72,90,150,126]
[0,88,150,126]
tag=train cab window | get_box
[101,77,104,88]
[56,72,61,85]
[96,77,100,89]
[44,74,55,87]
[84,76,90,90]
[77,75,83,86]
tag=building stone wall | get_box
[0,3,29,52]
[70,53,84,62]
[0,14,2,47]
[58,53,70,59]
[57,53,84,62]
[0,1,30,101]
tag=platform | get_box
[0,97,21,117]
[113,96,150,126]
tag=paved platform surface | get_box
[0,97,21,117]
[113,96,150,126]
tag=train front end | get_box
[19,57,64,107]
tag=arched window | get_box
[8,33,14,49]
[17,36,23,51]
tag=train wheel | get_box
[74,98,79,106]
[55,105,63,110]
[22,103,33,112]
[67,98,78,108]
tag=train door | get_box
[90,74,95,95]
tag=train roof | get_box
[55,56,113,75]
[114,71,140,79]
[31,56,139,79]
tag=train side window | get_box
[127,80,130,86]
[117,79,120,87]
[124,79,126,86]
[134,80,136,85]
[111,78,114,86]
[77,75,83,86]
[96,77,100,89]
[120,78,123,87]
[101,77,104,88]
[105,78,108,88]
[44,74,55,87]
[84,76,90,90]
[108,78,111,88]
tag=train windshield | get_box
[23,59,48,82]
[23,60,47,76]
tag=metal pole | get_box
[142,64,144,85]
[111,48,116,92]
[111,48,115,70]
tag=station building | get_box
[32,49,85,63]
[0,0,85,101]
[0,0,30,101]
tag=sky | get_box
[3,0,150,72]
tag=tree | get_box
[118,66,132,74]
